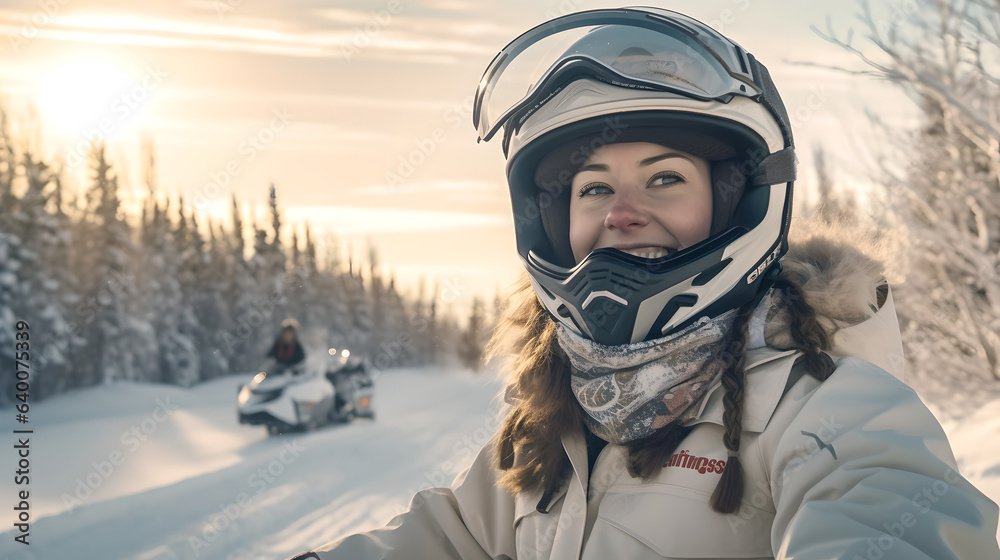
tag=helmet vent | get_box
[610,270,641,292]
[552,79,608,111]
[573,270,609,297]
[692,258,732,286]
[656,294,699,334]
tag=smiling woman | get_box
[567,143,714,265]
[290,6,1000,560]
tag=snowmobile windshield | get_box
[473,7,763,143]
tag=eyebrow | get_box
[576,152,696,173]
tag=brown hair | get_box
[485,272,836,514]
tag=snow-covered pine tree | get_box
[0,109,15,215]
[253,184,289,338]
[0,114,18,404]
[78,144,156,384]
[10,152,73,397]
[224,196,266,372]
[0,231,22,405]
[152,197,198,387]
[434,302,462,370]
[138,197,179,384]
[405,275,444,368]
[382,273,415,367]
[265,183,289,302]
[344,251,375,360]
[457,295,485,371]
[175,199,227,383]
[409,277,430,365]
[250,219,283,358]
[285,228,310,340]
[184,206,229,380]
[287,225,333,352]
[318,233,353,354]
[367,242,385,343]
[427,280,440,365]
[196,218,232,379]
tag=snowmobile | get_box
[325,349,376,422]
[237,349,374,434]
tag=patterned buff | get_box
[557,289,781,444]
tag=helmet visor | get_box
[474,8,763,142]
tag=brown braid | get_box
[774,279,835,381]
[709,301,755,513]
[708,277,837,512]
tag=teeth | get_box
[624,247,674,259]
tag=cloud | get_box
[0,7,500,61]
[419,0,480,13]
[285,205,508,235]
[348,179,502,196]
[167,88,451,110]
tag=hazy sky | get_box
[0,0,922,305]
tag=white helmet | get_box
[474,6,797,345]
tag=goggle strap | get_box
[752,147,797,186]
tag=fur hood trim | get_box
[782,229,887,328]
[775,217,905,379]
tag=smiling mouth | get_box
[615,246,678,259]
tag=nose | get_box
[604,193,649,232]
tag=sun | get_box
[38,58,139,138]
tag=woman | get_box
[290,7,1000,559]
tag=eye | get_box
[649,171,684,187]
[578,183,613,197]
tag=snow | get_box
[0,367,507,560]
[936,399,1000,530]
[1,367,998,559]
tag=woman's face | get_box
[280,330,295,343]
[568,142,713,264]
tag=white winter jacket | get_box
[291,245,1000,559]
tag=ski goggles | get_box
[473,7,765,144]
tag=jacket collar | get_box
[684,347,800,433]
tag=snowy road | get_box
[1,366,997,559]
[0,367,507,560]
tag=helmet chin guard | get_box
[476,7,797,345]
[523,185,789,345]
